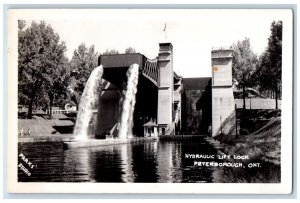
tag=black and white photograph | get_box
[7,8,293,193]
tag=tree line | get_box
[232,21,282,109]
[18,20,282,119]
[18,20,136,119]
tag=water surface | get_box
[18,139,222,183]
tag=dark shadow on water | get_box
[88,146,123,182]
[131,142,159,182]
[179,140,219,183]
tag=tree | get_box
[255,51,274,98]
[267,21,282,109]
[103,49,119,55]
[255,21,282,109]
[125,47,136,54]
[46,57,70,119]
[69,43,98,107]
[18,20,26,30]
[18,20,67,118]
[70,43,98,82]
[232,38,258,109]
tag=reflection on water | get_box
[18,139,221,183]
[120,144,134,182]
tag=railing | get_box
[212,46,233,51]
[142,58,159,86]
[45,109,74,114]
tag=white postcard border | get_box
[7,9,293,194]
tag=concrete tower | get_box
[211,48,236,137]
[157,43,174,135]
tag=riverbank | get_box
[18,114,74,136]
[216,109,281,165]
[18,134,75,143]
[159,134,205,141]
[213,110,281,183]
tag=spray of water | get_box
[73,65,103,140]
[118,64,139,139]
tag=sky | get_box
[20,9,288,78]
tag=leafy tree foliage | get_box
[18,20,26,30]
[69,43,98,107]
[103,49,119,55]
[255,21,282,109]
[232,38,258,109]
[125,47,136,54]
[18,20,67,118]
[46,57,71,118]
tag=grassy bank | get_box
[18,114,74,137]
[215,109,281,183]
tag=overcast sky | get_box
[21,9,288,77]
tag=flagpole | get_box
[163,23,167,39]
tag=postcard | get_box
[6,8,293,194]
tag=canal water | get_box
[18,139,227,183]
[18,138,279,183]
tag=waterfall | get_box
[73,65,103,140]
[118,64,139,139]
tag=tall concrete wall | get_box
[183,89,202,133]
[181,78,212,135]
[211,49,236,137]
[95,82,121,138]
[157,43,174,135]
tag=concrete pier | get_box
[63,137,157,150]
[159,134,204,141]
[18,135,75,143]
[211,48,236,137]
